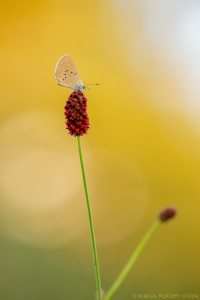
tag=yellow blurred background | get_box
[0,0,200,299]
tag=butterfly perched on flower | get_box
[54,54,90,136]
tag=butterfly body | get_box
[73,83,86,92]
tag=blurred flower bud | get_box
[159,207,177,222]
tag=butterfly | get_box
[54,54,85,92]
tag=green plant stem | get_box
[104,220,161,300]
[77,136,102,300]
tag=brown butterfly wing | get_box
[54,54,82,89]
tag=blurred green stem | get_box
[77,136,102,300]
[104,220,161,300]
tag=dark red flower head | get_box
[64,91,90,136]
[159,207,177,222]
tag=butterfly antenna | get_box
[85,83,99,86]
